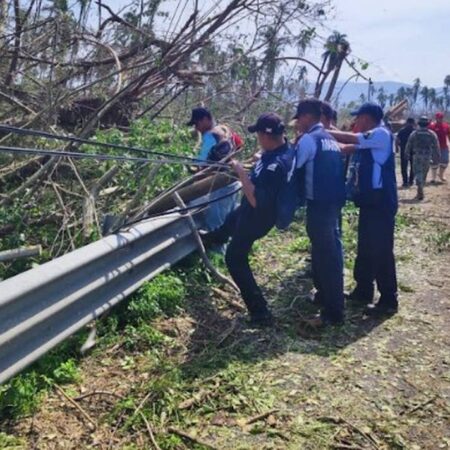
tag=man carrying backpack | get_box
[294,99,346,327]
[202,113,293,327]
[186,107,243,236]
[406,116,440,200]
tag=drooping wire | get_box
[0,124,229,168]
[0,145,227,168]
[116,184,242,232]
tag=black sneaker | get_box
[345,290,373,305]
[247,311,275,328]
[364,303,398,317]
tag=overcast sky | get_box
[326,0,450,86]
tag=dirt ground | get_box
[1,178,449,450]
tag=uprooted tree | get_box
[0,0,356,278]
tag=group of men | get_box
[186,100,400,328]
[397,112,449,200]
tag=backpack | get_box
[275,145,304,230]
[207,124,244,162]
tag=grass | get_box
[1,190,449,449]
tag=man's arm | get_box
[328,130,360,144]
[340,144,357,155]
[296,134,317,168]
[231,160,256,208]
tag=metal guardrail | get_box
[0,184,240,384]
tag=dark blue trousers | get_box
[210,206,273,317]
[306,201,345,323]
[354,206,398,306]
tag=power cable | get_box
[0,124,229,168]
[116,184,242,232]
[0,144,228,168]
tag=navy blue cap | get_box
[248,112,285,135]
[293,98,322,119]
[321,101,337,121]
[186,107,212,126]
[350,102,384,122]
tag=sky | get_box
[325,0,450,87]
[90,0,450,88]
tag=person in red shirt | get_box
[428,112,450,182]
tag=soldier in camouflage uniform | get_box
[405,116,440,200]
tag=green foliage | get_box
[123,323,168,351]
[426,229,450,253]
[0,333,85,419]
[0,373,43,419]
[127,274,186,323]
[51,358,81,384]
[288,235,310,253]
[0,432,26,449]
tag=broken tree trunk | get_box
[0,245,42,262]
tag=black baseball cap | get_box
[247,112,285,135]
[350,102,384,122]
[293,98,322,119]
[321,101,337,121]
[186,107,212,126]
[418,116,429,127]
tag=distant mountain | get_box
[326,81,411,106]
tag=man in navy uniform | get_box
[294,99,346,327]
[320,101,338,130]
[330,102,399,316]
[204,113,291,327]
[396,118,416,187]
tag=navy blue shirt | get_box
[241,143,288,223]
[397,125,415,151]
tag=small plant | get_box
[0,432,26,449]
[123,323,168,351]
[0,373,43,419]
[52,359,81,384]
[426,229,450,253]
[288,236,310,253]
[127,274,186,323]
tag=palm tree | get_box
[396,86,407,103]
[420,86,430,112]
[443,85,450,113]
[445,75,450,89]
[388,93,395,107]
[412,78,421,106]
[323,32,351,101]
[315,31,350,99]
[377,87,387,108]
[428,88,437,111]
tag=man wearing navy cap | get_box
[330,102,399,316]
[203,113,291,327]
[186,107,216,161]
[186,107,240,241]
[294,99,346,327]
[320,101,338,130]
